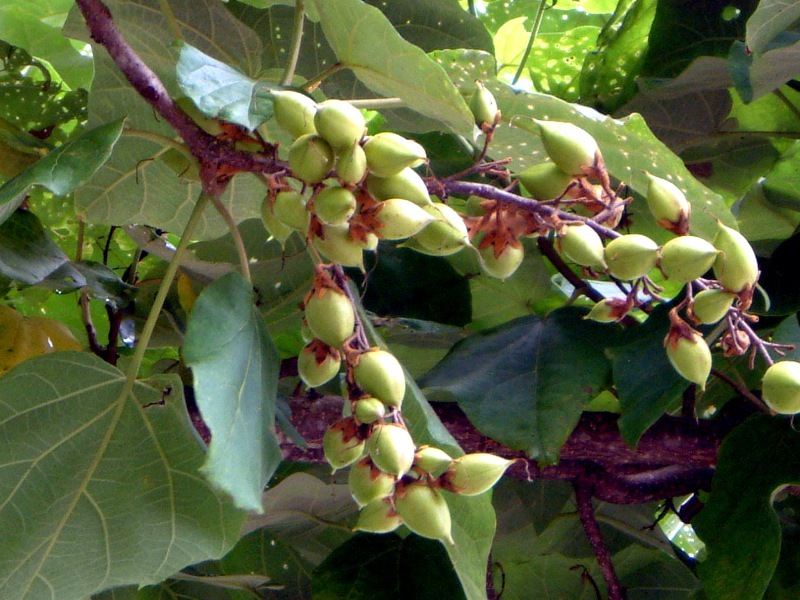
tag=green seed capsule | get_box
[273,90,317,137]
[691,289,735,324]
[312,224,367,269]
[713,224,759,293]
[479,243,524,280]
[604,234,659,280]
[323,419,365,471]
[659,236,718,283]
[297,340,341,388]
[444,453,514,496]
[260,196,293,246]
[469,80,498,127]
[273,190,310,232]
[314,187,357,225]
[535,120,599,176]
[354,349,406,408]
[665,328,712,389]
[353,397,386,424]
[414,446,454,478]
[373,199,436,240]
[559,224,607,269]
[349,457,396,507]
[336,141,368,184]
[366,168,432,206]
[367,423,416,477]
[412,203,470,255]
[363,132,427,177]
[517,162,573,200]
[304,287,354,348]
[762,361,800,415]
[395,483,454,545]
[355,497,402,534]
[645,173,690,235]
[314,99,366,150]
[289,134,334,184]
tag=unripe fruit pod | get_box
[304,287,354,348]
[289,134,334,184]
[414,446,453,478]
[348,457,396,506]
[535,120,599,176]
[366,168,432,206]
[479,243,524,280]
[395,482,454,545]
[354,397,386,424]
[559,223,607,269]
[314,187,357,225]
[444,453,514,496]
[355,498,402,534]
[665,328,712,390]
[645,173,690,234]
[659,236,719,283]
[297,340,341,388]
[314,99,366,150]
[354,349,406,408]
[470,80,498,126]
[336,141,367,184]
[604,234,658,280]
[713,224,759,292]
[373,198,436,240]
[584,298,628,324]
[273,90,317,137]
[762,361,800,415]
[323,419,365,470]
[313,224,366,268]
[260,196,293,246]
[273,189,310,232]
[363,132,427,177]
[692,289,735,324]
[412,203,470,255]
[517,162,573,200]
[367,423,416,477]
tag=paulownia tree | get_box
[2,0,800,599]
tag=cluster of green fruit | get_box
[298,265,513,544]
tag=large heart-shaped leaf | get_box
[183,272,282,512]
[0,352,245,600]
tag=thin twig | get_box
[773,88,800,122]
[211,196,251,283]
[574,480,625,600]
[280,0,305,86]
[512,1,549,86]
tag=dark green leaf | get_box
[312,533,466,600]
[421,307,614,462]
[0,120,124,225]
[751,231,800,316]
[176,43,275,130]
[0,352,245,600]
[0,208,69,285]
[693,415,800,600]
[183,272,282,512]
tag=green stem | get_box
[512,0,548,86]
[280,0,306,86]
[347,98,405,110]
[157,0,184,41]
[123,191,212,389]
[467,0,478,17]
[123,128,192,157]
[773,88,800,121]
[212,196,252,283]
[304,63,347,92]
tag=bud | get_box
[336,141,368,184]
[288,134,334,184]
[367,423,416,477]
[713,224,759,293]
[273,90,317,137]
[323,418,365,470]
[273,189,310,232]
[479,243,525,280]
[372,198,436,240]
[583,297,631,323]
[314,99,366,150]
[411,202,470,255]
[349,457,396,506]
[469,80,498,127]
[645,173,690,235]
[354,349,406,408]
[535,120,599,176]
[304,287,354,348]
[353,397,386,424]
[363,132,427,177]
[442,453,514,496]
[664,326,712,389]
[517,162,573,200]
[762,361,800,415]
[260,196,293,246]
[297,340,341,388]
[414,446,454,478]
[313,187,357,225]
[355,497,402,534]
[659,236,718,283]
[691,289,735,324]
[366,168,432,206]
[559,223,607,269]
[312,224,366,269]
[394,482,454,545]
[604,234,658,281]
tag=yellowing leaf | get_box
[0,305,82,374]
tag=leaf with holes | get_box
[0,352,245,600]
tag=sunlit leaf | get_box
[746,0,800,55]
